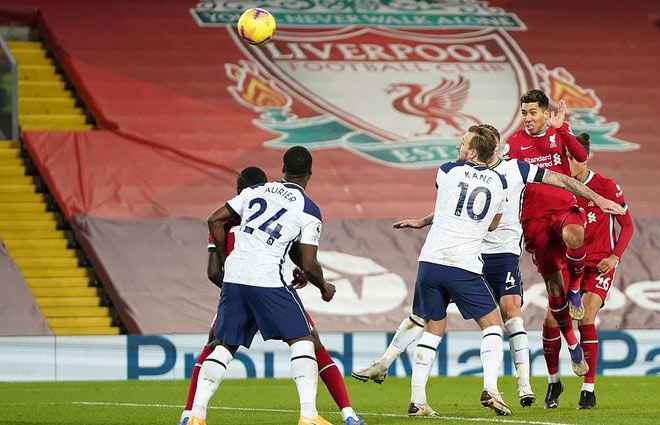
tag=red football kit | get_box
[561,171,634,302]
[505,123,588,275]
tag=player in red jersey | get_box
[504,89,616,379]
[543,133,634,409]
[180,167,365,425]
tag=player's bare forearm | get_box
[393,212,433,229]
[488,213,502,231]
[542,170,621,213]
[288,242,303,268]
[207,203,233,263]
[207,252,223,288]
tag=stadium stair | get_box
[1,41,119,335]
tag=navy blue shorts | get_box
[412,261,497,321]
[482,253,524,303]
[213,282,312,348]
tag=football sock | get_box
[579,324,598,386]
[504,317,530,390]
[191,345,233,419]
[316,347,353,414]
[548,294,578,346]
[185,345,213,410]
[566,246,586,292]
[542,325,561,379]
[379,315,424,371]
[481,326,503,394]
[410,332,442,404]
[291,340,319,419]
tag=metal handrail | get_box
[0,34,17,141]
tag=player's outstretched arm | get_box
[488,213,503,231]
[393,212,434,229]
[541,170,625,215]
[299,243,336,302]
[207,203,233,265]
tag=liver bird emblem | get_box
[386,76,479,136]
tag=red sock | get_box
[185,345,213,410]
[566,246,586,292]
[542,325,561,375]
[316,346,351,410]
[579,324,598,384]
[548,294,578,346]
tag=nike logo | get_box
[505,284,517,290]
[515,348,526,352]
[520,146,533,151]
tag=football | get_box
[237,8,276,46]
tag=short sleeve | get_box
[225,187,251,218]
[517,160,544,184]
[300,215,322,246]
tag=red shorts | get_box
[522,206,586,276]
[562,264,616,304]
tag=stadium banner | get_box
[1,330,660,382]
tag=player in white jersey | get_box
[189,146,337,425]
[405,125,513,416]
[352,125,623,410]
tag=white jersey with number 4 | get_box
[224,180,322,288]
[482,158,545,256]
[418,161,508,274]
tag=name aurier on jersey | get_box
[264,186,298,203]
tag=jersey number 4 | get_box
[245,198,286,245]
[455,182,491,220]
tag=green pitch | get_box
[1,376,658,424]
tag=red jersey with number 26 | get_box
[504,123,587,221]
[578,171,634,266]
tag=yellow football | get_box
[237,8,276,46]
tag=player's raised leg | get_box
[351,314,424,384]
[562,220,587,320]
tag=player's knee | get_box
[544,310,558,327]
[562,225,584,249]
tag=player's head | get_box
[282,146,313,185]
[478,123,500,153]
[236,166,267,194]
[568,132,591,177]
[520,89,550,135]
[458,125,498,163]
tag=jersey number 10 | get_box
[455,182,492,221]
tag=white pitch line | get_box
[67,401,596,425]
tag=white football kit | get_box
[224,180,322,288]
[418,161,508,274]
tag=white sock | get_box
[180,410,191,422]
[505,317,530,390]
[410,332,442,404]
[191,345,233,419]
[290,340,318,418]
[379,315,424,370]
[481,326,503,394]
[549,373,560,383]
[581,382,595,392]
[340,407,358,421]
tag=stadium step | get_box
[32,287,97,297]
[6,41,42,49]
[18,65,62,81]
[47,316,113,328]
[14,257,79,268]
[26,277,90,288]
[35,296,100,308]
[0,211,56,220]
[20,114,87,126]
[0,165,26,175]
[50,327,121,336]
[39,306,110,317]
[8,248,76,258]
[0,203,45,212]
[19,267,88,278]
[19,81,70,98]
[3,238,67,249]
[0,192,43,202]
[19,122,94,131]
[0,228,64,238]
[19,97,81,115]
[0,219,58,229]
[0,148,20,158]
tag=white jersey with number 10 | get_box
[224,180,322,288]
[418,161,508,274]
